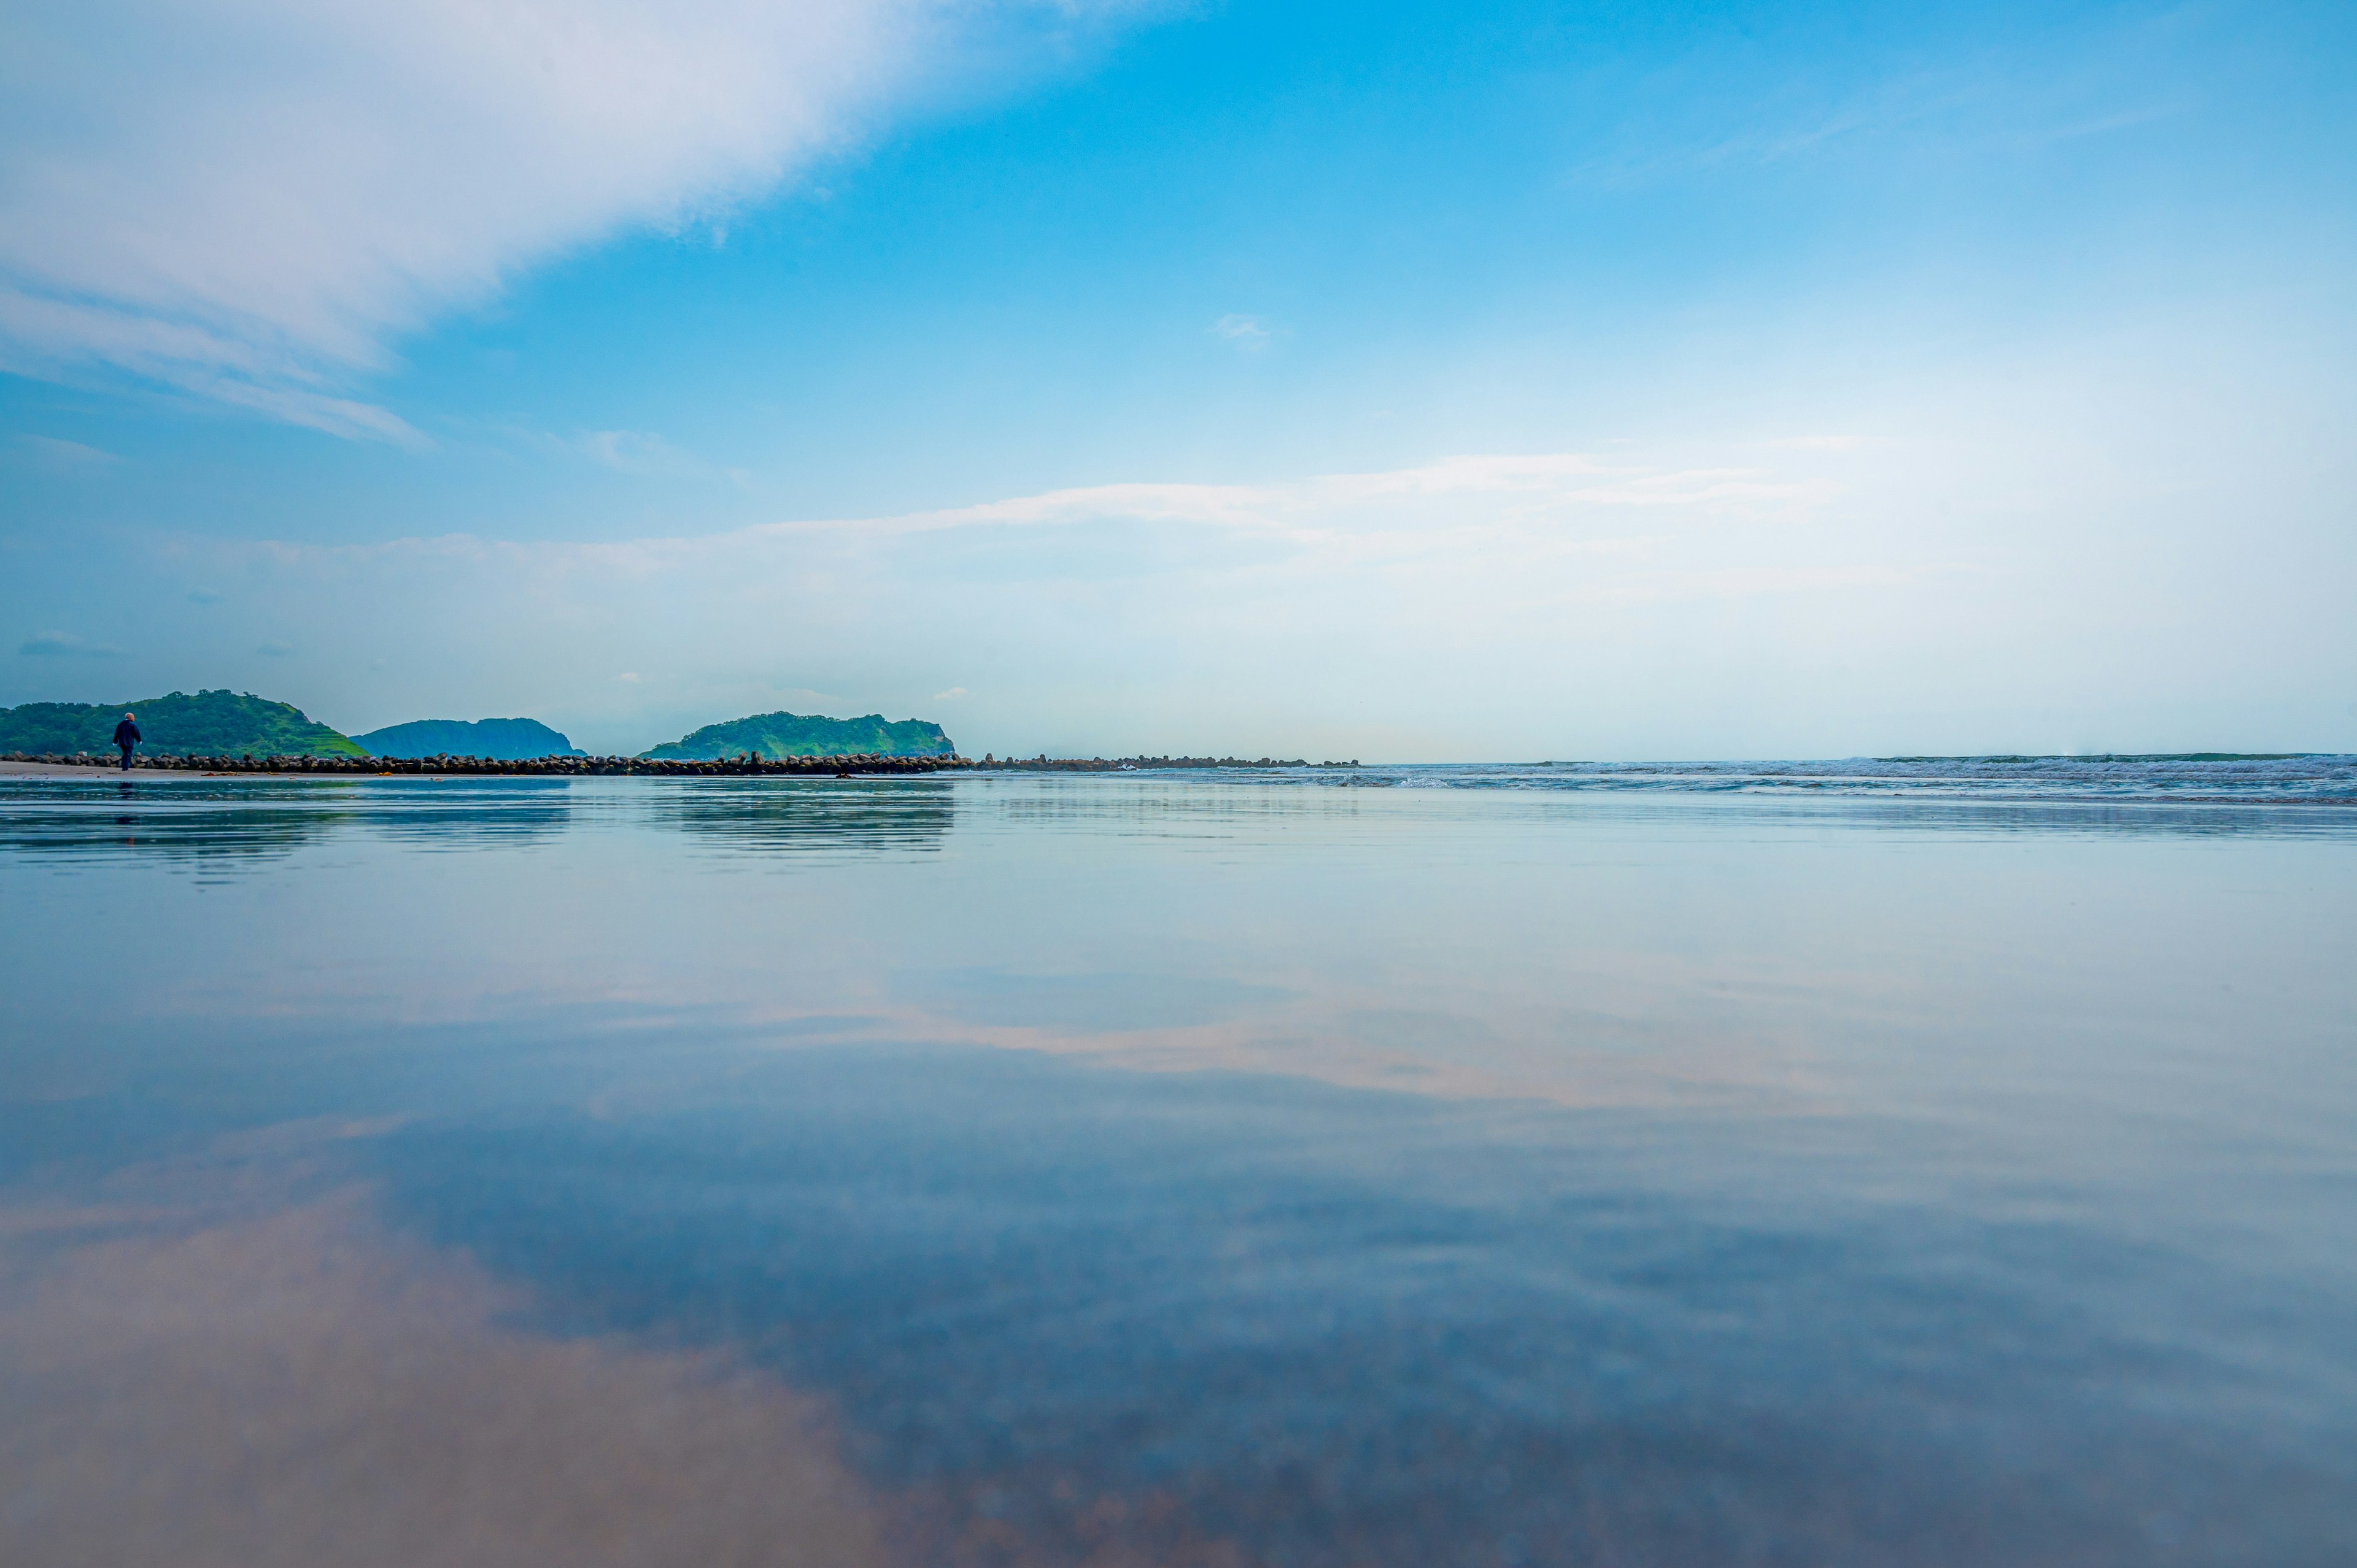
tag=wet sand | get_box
[0,760,505,779]
[1,759,149,778]
[0,1151,889,1568]
[0,1125,1261,1568]
[7,769,2353,1566]
[0,760,367,779]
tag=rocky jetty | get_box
[973,755,1359,770]
[7,749,1363,776]
[4,751,969,776]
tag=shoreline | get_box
[1,754,964,779]
[1,752,1357,779]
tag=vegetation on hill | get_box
[0,690,366,757]
[353,717,585,759]
[643,710,956,760]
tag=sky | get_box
[2,0,2352,760]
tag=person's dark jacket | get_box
[113,719,141,747]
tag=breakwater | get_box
[7,751,1363,776]
[977,755,1359,771]
[4,751,970,776]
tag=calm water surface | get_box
[3,765,2353,1566]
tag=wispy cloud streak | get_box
[0,1,1129,439]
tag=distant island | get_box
[354,717,585,760]
[0,690,365,757]
[1,690,972,765]
[641,710,955,760]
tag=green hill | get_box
[643,710,956,760]
[354,717,584,759]
[0,690,366,758]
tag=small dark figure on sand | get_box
[114,712,140,771]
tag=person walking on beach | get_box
[114,711,140,771]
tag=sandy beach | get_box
[0,760,348,779]
[1,759,157,778]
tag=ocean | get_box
[4,760,2353,1566]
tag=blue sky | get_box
[4,0,2352,758]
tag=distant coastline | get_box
[2,693,2332,781]
[7,754,2350,809]
[0,692,962,764]
[0,751,1360,777]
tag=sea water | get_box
[3,763,2353,1566]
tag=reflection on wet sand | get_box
[872,960,1846,1113]
[0,1161,886,1568]
[0,774,956,867]
[376,1044,2357,1568]
[1,776,2339,881]
[6,773,2354,1566]
[652,778,956,855]
[0,778,573,864]
[0,1127,1268,1568]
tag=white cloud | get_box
[575,430,716,479]
[0,2,1126,438]
[1211,313,1271,350]
[257,639,296,657]
[932,686,969,701]
[756,450,1819,545]
[5,433,121,470]
[232,453,1827,611]
[204,449,1848,630]
[18,631,124,658]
